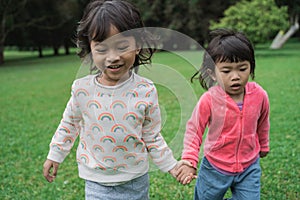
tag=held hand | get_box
[169,160,194,178]
[176,164,197,185]
[260,151,268,158]
[43,159,60,182]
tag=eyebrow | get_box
[93,42,103,47]
[221,62,249,67]
[236,62,249,67]
[93,39,130,47]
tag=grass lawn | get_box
[0,42,299,199]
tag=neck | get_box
[97,72,131,86]
[229,90,245,103]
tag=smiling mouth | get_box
[106,65,123,69]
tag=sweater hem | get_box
[78,163,149,184]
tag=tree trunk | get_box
[64,40,70,55]
[0,47,4,65]
[270,15,299,49]
[0,32,4,64]
[38,46,43,58]
[53,46,59,56]
[0,15,5,65]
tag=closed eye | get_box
[221,70,230,74]
[117,45,130,51]
[95,48,107,53]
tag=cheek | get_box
[215,72,224,82]
[91,53,104,66]
[123,51,137,65]
[215,73,230,87]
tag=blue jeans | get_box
[85,173,149,200]
[194,157,261,200]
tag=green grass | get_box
[0,42,299,199]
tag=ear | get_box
[207,69,216,81]
[135,42,142,55]
[136,48,141,55]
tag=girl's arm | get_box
[181,93,211,168]
[257,90,270,154]
[47,82,82,163]
[142,86,177,172]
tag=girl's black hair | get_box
[76,0,156,73]
[191,28,256,90]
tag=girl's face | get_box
[90,25,139,86]
[214,61,251,102]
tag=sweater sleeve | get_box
[257,90,270,152]
[142,86,177,172]
[181,93,211,168]
[47,82,82,163]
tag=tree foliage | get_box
[275,0,300,37]
[1,0,238,64]
[0,0,28,64]
[130,0,237,47]
[186,0,238,45]
[210,0,289,44]
[275,0,300,20]
[6,0,81,57]
[4,0,292,64]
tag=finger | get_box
[176,166,184,175]
[43,168,54,182]
[43,163,51,180]
[183,173,197,185]
[43,161,58,182]
[176,171,185,182]
[181,160,193,167]
[189,172,197,180]
[182,172,196,184]
[177,160,192,168]
[52,163,58,177]
[182,176,190,185]
[169,169,177,178]
[43,166,49,179]
[46,175,55,182]
[179,171,190,183]
[180,174,189,183]
[176,173,182,182]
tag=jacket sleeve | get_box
[141,86,177,172]
[257,90,270,152]
[47,82,82,163]
[181,93,211,168]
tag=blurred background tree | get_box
[0,0,28,64]
[0,0,299,65]
[210,0,289,44]
[270,0,300,49]
[4,0,81,58]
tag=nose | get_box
[106,49,120,63]
[231,71,240,81]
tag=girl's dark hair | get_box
[76,0,156,73]
[191,28,256,90]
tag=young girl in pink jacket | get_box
[177,29,270,200]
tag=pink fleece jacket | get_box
[182,82,270,173]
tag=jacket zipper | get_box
[235,108,243,172]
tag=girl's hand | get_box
[169,160,193,178]
[176,164,197,185]
[43,159,60,182]
[260,151,268,158]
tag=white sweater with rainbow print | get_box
[47,73,177,183]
